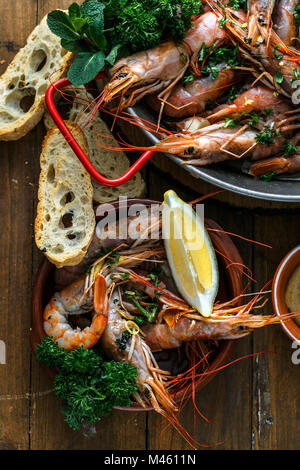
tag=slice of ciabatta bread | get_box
[35,122,95,268]
[0,15,72,141]
[44,87,146,203]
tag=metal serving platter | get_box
[127,104,300,202]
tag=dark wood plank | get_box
[252,211,300,449]
[0,0,38,450]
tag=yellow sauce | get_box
[285,264,300,327]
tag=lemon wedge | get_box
[162,190,218,317]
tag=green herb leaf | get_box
[47,10,80,40]
[274,71,284,84]
[273,44,283,60]
[282,140,298,157]
[67,51,105,86]
[228,0,247,11]
[198,42,210,62]
[259,171,277,182]
[80,0,106,21]
[294,3,300,29]
[224,117,239,128]
[106,44,123,66]
[69,2,81,23]
[61,38,91,52]
[116,330,131,350]
[255,125,279,145]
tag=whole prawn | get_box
[274,0,299,46]
[43,273,108,350]
[136,85,300,165]
[146,124,285,164]
[215,0,300,97]
[100,12,228,108]
[146,65,237,118]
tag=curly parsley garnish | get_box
[37,337,138,430]
[255,126,280,145]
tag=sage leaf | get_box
[47,10,80,41]
[68,3,81,23]
[106,44,122,66]
[80,1,105,22]
[61,38,91,53]
[88,16,106,50]
[67,51,105,86]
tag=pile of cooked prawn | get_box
[43,204,293,447]
[98,0,300,179]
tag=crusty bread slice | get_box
[44,87,146,203]
[35,122,95,268]
[0,15,72,141]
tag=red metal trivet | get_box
[45,72,154,187]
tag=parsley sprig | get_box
[37,337,138,430]
[200,44,241,80]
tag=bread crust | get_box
[0,14,72,141]
[35,122,95,268]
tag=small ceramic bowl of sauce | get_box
[273,245,300,342]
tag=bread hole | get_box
[60,191,75,206]
[16,88,36,113]
[67,233,76,240]
[81,196,88,204]
[60,211,74,228]
[53,244,64,254]
[29,49,47,73]
[47,164,55,183]
[20,93,36,113]
[45,214,51,222]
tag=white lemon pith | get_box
[162,190,219,317]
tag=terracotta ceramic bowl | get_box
[272,245,300,343]
[31,198,245,410]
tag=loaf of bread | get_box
[35,122,95,268]
[44,87,146,202]
[0,15,72,141]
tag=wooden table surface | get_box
[0,0,299,451]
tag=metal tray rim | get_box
[127,107,300,203]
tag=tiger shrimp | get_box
[101,283,203,449]
[146,64,236,118]
[100,12,228,109]
[216,0,300,97]
[148,124,285,164]
[44,273,108,351]
[120,271,297,347]
[273,0,299,46]
[206,85,293,122]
